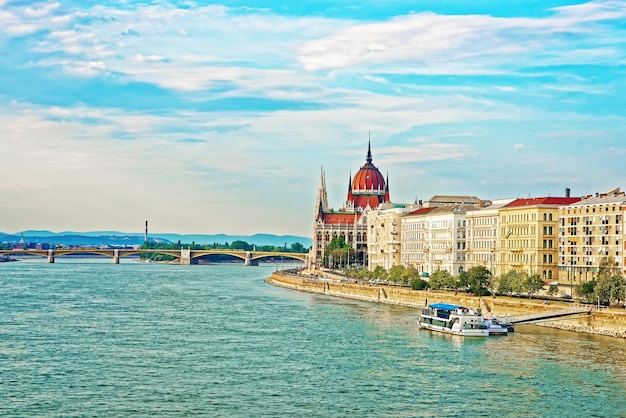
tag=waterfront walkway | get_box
[504,307,593,325]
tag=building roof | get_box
[569,190,626,206]
[504,197,581,208]
[405,207,437,216]
[321,212,361,225]
[424,195,484,207]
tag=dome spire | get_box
[366,133,372,165]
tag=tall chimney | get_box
[565,188,571,198]
[145,220,148,242]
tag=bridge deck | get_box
[504,307,592,325]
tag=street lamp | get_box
[569,257,573,297]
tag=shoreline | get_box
[266,269,626,339]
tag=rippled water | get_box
[1,260,625,417]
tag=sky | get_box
[1,0,625,237]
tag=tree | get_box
[410,278,429,290]
[547,284,559,296]
[323,236,352,268]
[595,275,626,306]
[576,280,596,303]
[464,266,491,296]
[524,274,545,299]
[289,242,306,253]
[401,267,421,286]
[371,265,388,281]
[429,270,455,290]
[511,270,528,295]
[594,256,626,306]
[497,270,527,296]
[230,240,253,251]
[388,265,406,284]
[487,270,499,296]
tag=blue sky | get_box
[1,0,625,237]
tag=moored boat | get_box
[483,316,512,335]
[418,303,489,337]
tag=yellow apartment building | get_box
[498,196,580,281]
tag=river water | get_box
[1,260,625,417]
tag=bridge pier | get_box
[113,249,119,264]
[47,249,55,264]
[244,251,258,266]
[180,248,191,265]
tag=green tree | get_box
[511,270,528,295]
[323,236,352,268]
[388,265,406,284]
[547,284,559,296]
[230,240,253,251]
[289,242,307,253]
[346,267,369,280]
[577,280,596,303]
[524,273,545,299]
[498,270,527,296]
[371,265,388,281]
[429,270,455,290]
[593,256,626,305]
[410,277,429,290]
[464,266,491,296]
[328,247,352,269]
[401,266,421,286]
[487,269,499,296]
[595,275,626,306]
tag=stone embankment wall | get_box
[267,270,626,339]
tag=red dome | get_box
[352,165,385,192]
[346,143,389,210]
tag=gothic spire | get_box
[315,165,329,215]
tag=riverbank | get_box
[266,269,626,339]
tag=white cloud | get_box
[23,2,61,18]
[514,144,524,149]
[297,2,626,72]
[133,54,169,63]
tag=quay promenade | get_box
[267,269,626,339]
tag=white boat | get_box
[483,317,512,335]
[418,303,489,337]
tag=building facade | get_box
[400,207,435,274]
[465,199,514,277]
[400,205,471,276]
[558,188,626,291]
[498,196,581,280]
[311,143,390,268]
[366,204,418,271]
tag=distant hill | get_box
[0,231,312,248]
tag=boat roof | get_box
[429,303,463,311]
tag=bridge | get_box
[503,307,593,325]
[0,248,308,266]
